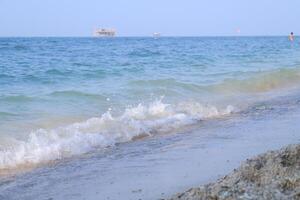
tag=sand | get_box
[169,144,300,200]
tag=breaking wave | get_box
[0,100,234,170]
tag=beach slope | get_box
[169,143,300,200]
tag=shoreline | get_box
[169,143,300,200]
[1,99,300,200]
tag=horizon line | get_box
[0,35,293,38]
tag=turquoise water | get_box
[0,37,300,170]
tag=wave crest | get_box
[0,100,234,170]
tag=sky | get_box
[0,0,299,37]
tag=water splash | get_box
[0,100,234,170]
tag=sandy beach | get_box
[169,144,300,200]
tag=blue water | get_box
[0,37,300,170]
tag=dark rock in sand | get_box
[169,144,300,200]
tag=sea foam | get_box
[0,100,234,170]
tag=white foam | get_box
[0,100,235,170]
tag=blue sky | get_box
[0,0,299,36]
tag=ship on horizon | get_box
[153,32,161,39]
[93,28,116,37]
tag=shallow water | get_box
[1,92,300,200]
[1,37,300,170]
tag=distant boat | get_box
[94,28,116,37]
[153,32,161,39]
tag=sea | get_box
[0,37,300,200]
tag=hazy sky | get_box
[0,0,299,37]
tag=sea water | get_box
[0,37,300,175]
[0,37,300,170]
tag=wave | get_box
[45,69,71,76]
[128,78,207,94]
[44,68,107,79]
[129,68,300,95]
[128,48,162,57]
[0,74,15,79]
[213,68,300,93]
[13,45,29,51]
[0,100,234,170]
[49,90,107,100]
[0,95,36,103]
[0,111,17,117]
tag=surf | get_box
[0,99,234,171]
